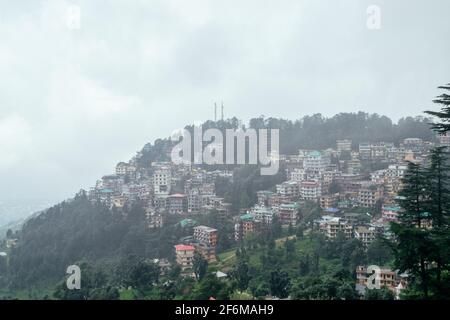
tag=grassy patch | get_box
[119,288,135,300]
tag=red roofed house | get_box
[174,244,195,272]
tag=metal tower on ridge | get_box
[214,102,217,122]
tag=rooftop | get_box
[174,244,195,251]
[179,218,197,228]
[280,202,300,209]
[383,206,401,212]
[324,208,340,213]
[308,150,322,157]
[240,213,254,221]
[257,190,274,195]
[99,188,114,194]
[169,193,186,198]
[194,225,218,233]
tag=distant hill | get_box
[0,219,22,240]
[0,210,44,240]
[0,199,54,238]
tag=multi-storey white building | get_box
[276,181,300,198]
[116,162,128,175]
[371,169,387,184]
[250,205,275,224]
[187,190,202,213]
[359,143,371,160]
[193,225,218,248]
[304,151,330,173]
[346,158,361,175]
[317,216,353,239]
[115,162,137,176]
[290,168,307,182]
[336,139,352,153]
[174,244,195,272]
[354,226,377,247]
[386,164,407,180]
[371,142,392,159]
[153,167,171,195]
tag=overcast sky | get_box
[0,0,449,203]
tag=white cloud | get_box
[0,115,33,169]
[45,67,141,120]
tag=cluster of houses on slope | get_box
[72,134,449,286]
[88,159,233,230]
[232,136,447,244]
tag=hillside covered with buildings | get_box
[1,111,449,300]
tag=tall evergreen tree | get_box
[423,83,450,297]
[425,147,450,295]
[426,147,450,228]
[397,162,430,227]
[391,83,450,299]
[425,83,450,133]
[232,248,251,291]
[391,162,433,298]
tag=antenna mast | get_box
[214,102,217,122]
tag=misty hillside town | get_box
[1,1,450,317]
[2,82,450,302]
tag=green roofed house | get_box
[420,212,431,218]
[250,206,275,224]
[419,212,433,229]
[99,188,114,194]
[309,150,322,157]
[382,206,401,222]
[240,213,254,221]
[234,213,257,242]
[179,218,197,228]
[304,150,330,173]
[280,202,300,209]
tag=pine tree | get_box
[424,146,450,296]
[425,83,450,134]
[423,83,450,297]
[426,147,450,228]
[391,162,433,298]
[397,162,430,227]
[232,249,251,291]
